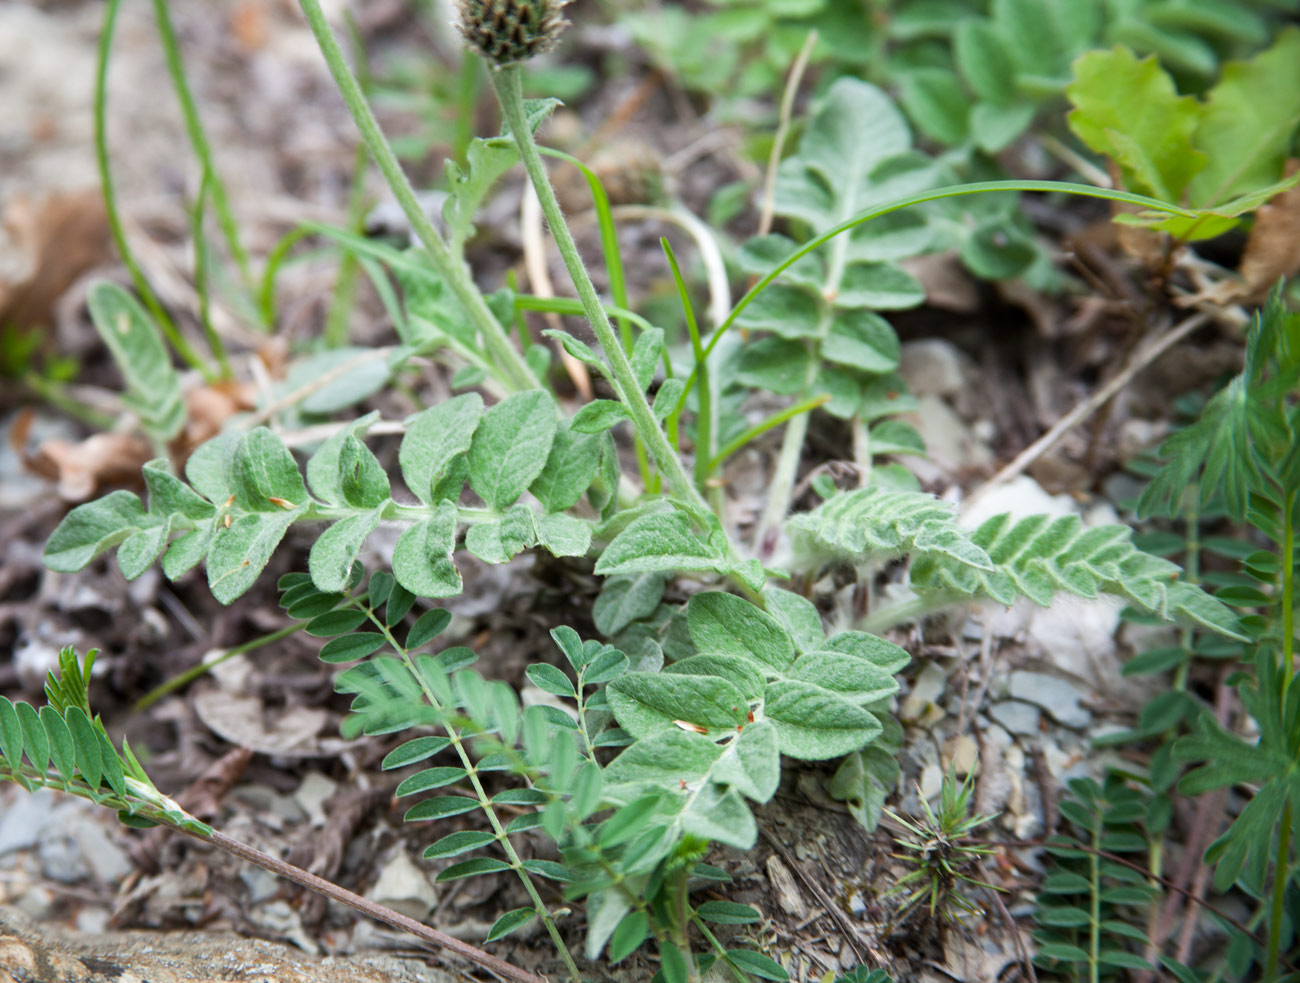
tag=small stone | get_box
[900,339,965,397]
[988,700,1042,737]
[0,791,54,854]
[943,734,979,778]
[367,851,436,922]
[294,771,337,828]
[900,662,947,723]
[1007,672,1091,729]
[919,762,943,800]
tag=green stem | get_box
[324,13,375,348]
[95,0,212,379]
[135,620,306,711]
[150,0,253,292]
[661,238,718,512]
[295,0,540,392]
[489,63,713,520]
[357,598,583,983]
[858,590,969,634]
[714,396,829,475]
[189,172,233,378]
[1267,803,1292,981]
[1090,807,1103,983]
[1268,495,1297,980]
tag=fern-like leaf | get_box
[910,512,1246,639]
[788,486,993,571]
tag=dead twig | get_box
[965,310,1211,512]
[757,29,818,238]
[157,817,547,983]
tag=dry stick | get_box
[964,310,1211,513]
[976,861,1038,983]
[157,818,545,983]
[756,29,818,238]
[757,827,885,969]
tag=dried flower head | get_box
[457,0,569,66]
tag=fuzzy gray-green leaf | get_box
[392,502,462,598]
[400,394,484,505]
[468,391,557,510]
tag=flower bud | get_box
[457,0,569,66]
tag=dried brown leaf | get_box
[1238,159,1300,302]
[0,190,112,332]
[23,430,152,502]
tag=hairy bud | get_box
[457,0,569,66]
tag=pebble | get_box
[900,662,947,723]
[900,339,965,397]
[988,700,1042,737]
[1007,672,1092,729]
[294,771,337,828]
[367,851,436,921]
[943,734,979,777]
[0,791,54,855]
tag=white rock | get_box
[1007,672,1091,729]
[367,851,437,922]
[900,339,965,397]
[293,771,337,828]
[900,662,947,723]
[988,701,1042,737]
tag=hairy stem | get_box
[295,0,540,392]
[95,0,212,379]
[489,64,713,519]
[150,0,253,293]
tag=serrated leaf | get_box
[1188,28,1300,208]
[468,391,557,510]
[1067,47,1205,201]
